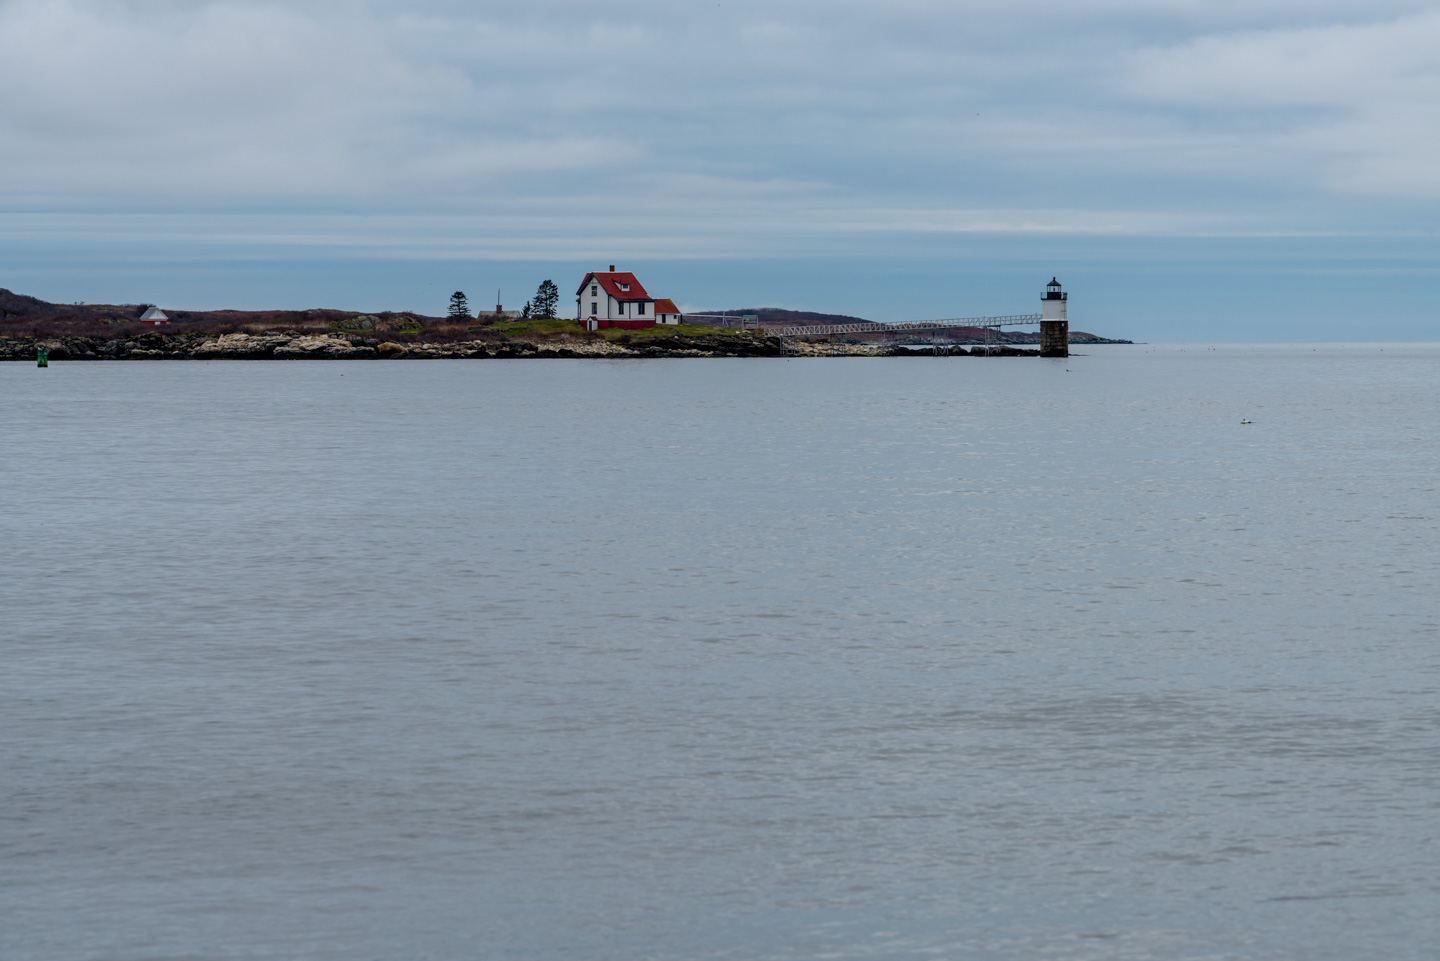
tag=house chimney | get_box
[609,265,615,272]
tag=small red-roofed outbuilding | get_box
[654,299,682,324]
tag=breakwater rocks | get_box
[1,331,1044,360]
[787,342,1040,357]
[0,332,785,360]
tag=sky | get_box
[3,0,1439,341]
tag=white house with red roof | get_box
[575,267,682,330]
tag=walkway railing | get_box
[768,313,1043,338]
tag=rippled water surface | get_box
[2,345,1438,960]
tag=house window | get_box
[591,285,597,295]
[637,302,645,315]
[591,302,597,316]
[618,283,630,291]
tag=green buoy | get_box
[37,347,48,368]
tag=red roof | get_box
[576,271,653,302]
[654,299,679,315]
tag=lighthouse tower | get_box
[1040,277,1068,357]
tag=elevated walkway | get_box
[767,313,1042,339]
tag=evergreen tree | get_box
[521,300,532,319]
[447,291,470,320]
[533,280,559,319]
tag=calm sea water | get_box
[2,345,1437,961]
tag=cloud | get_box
[0,0,1438,256]
[1127,12,1440,196]
[0,0,631,198]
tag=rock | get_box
[273,335,360,358]
[192,332,288,359]
[377,341,407,356]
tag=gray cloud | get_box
[1,0,1437,255]
[1128,11,1440,197]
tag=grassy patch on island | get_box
[481,317,762,343]
[596,324,755,341]
[482,317,583,338]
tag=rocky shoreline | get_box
[2,331,1056,361]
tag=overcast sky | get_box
[3,0,1439,338]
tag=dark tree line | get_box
[450,280,558,320]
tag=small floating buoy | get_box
[37,348,48,368]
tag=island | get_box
[0,287,1131,361]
